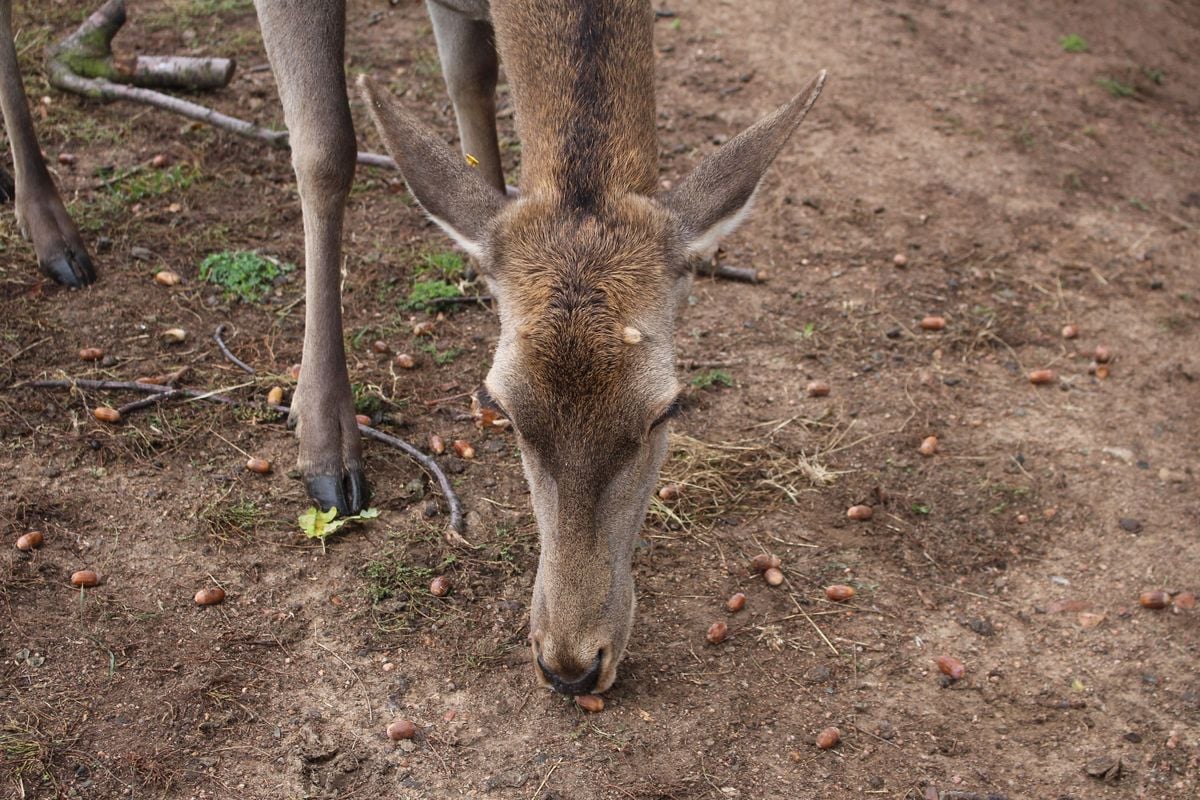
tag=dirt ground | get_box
[2,0,1198,798]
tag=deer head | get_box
[360,70,824,694]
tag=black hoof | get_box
[41,247,96,288]
[306,469,369,516]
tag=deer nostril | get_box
[538,649,604,696]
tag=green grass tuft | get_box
[199,250,294,302]
[1059,34,1088,53]
[405,279,461,311]
[690,369,734,390]
[1096,77,1135,98]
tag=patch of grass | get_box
[405,279,461,311]
[419,342,462,366]
[199,250,295,302]
[364,557,432,604]
[1142,67,1165,85]
[198,496,262,542]
[690,369,734,390]
[1128,197,1149,212]
[1096,77,1136,98]
[1059,34,1088,53]
[415,250,466,280]
[0,718,62,789]
[144,0,254,28]
[104,164,199,203]
[352,383,384,415]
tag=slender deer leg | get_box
[0,0,95,286]
[426,1,504,193]
[254,0,365,514]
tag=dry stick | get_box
[21,378,467,537]
[357,425,467,542]
[213,324,256,375]
[694,259,763,283]
[48,2,396,169]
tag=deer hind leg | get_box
[255,0,366,514]
[427,0,504,193]
[0,0,95,287]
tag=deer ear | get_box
[358,75,507,260]
[663,71,826,258]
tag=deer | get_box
[0,0,824,696]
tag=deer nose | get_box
[537,649,604,696]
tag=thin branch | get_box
[213,324,256,375]
[357,425,467,541]
[694,259,766,283]
[17,378,465,534]
[47,1,397,168]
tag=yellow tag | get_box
[465,153,479,167]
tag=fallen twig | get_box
[48,0,397,169]
[19,377,465,535]
[694,258,766,283]
[213,324,256,375]
[358,425,467,542]
[50,0,234,91]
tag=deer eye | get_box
[650,396,683,430]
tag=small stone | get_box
[1118,518,1142,534]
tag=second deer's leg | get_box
[255,0,366,514]
[0,0,95,287]
[427,0,504,193]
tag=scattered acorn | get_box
[806,380,831,398]
[151,153,171,169]
[706,620,729,644]
[289,363,302,381]
[194,587,225,606]
[764,567,785,587]
[1028,369,1055,385]
[452,439,475,459]
[892,253,908,267]
[161,327,188,344]
[428,434,446,455]
[575,694,604,713]
[825,584,855,602]
[154,270,182,286]
[658,483,681,502]
[1139,590,1170,609]
[726,592,747,613]
[355,414,371,426]
[93,406,121,423]
[267,386,284,405]
[57,152,77,166]
[919,435,938,456]
[1061,323,1079,339]
[386,718,416,741]
[71,569,99,588]
[750,553,782,573]
[847,504,874,521]
[815,726,841,750]
[394,353,416,369]
[78,347,104,361]
[16,531,44,551]
[245,457,271,474]
[371,339,390,354]
[412,321,435,336]
[429,575,452,597]
[935,654,965,680]
[1094,345,1112,363]
[920,315,946,331]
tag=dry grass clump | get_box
[648,432,841,533]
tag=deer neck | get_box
[492,0,658,210]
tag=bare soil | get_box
[2,1,1198,798]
